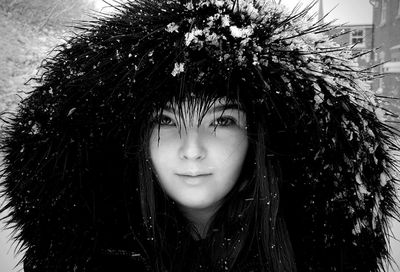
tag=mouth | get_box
[176,172,212,185]
[176,173,212,178]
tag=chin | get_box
[179,199,215,210]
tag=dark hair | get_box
[133,74,297,271]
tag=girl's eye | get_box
[159,115,175,126]
[212,116,237,127]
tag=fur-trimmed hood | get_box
[1,0,399,271]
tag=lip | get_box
[176,172,212,185]
[176,173,212,177]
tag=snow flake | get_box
[358,183,370,196]
[352,219,363,235]
[355,173,362,185]
[207,15,218,28]
[221,15,230,27]
[212,0,225,8]
[171,62,185,77]
[166,22,179,33]
[314,93,324,105]
[31,123,40,135]
[185,28,203,46]
[67,108,77,117]
[240,37,251,47]
[375,107,386,122]
[380,172,389,187]
[372,193,382,230]
[229,25,253,39]
[184,1,194,10]
[252,54,259,66]
[205,32,219,46]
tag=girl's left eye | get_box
[159,115,176,126]
[211,116,237,127]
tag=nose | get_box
[178,128,207,161]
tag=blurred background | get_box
[0,0,399,271]
[0,0,113,114]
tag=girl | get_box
[1,0,399,271]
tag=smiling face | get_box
[149,98,248,218]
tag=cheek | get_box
[149,129,179,180]
[149,131,160,163]
[213,131,248,178]
[149,131,166,175]
[216,130,248,162]
[149,128,176,156]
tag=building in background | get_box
[328,24,374,68]
[327,0,400,123]
[317,1,374,74]
[370,0,400,122]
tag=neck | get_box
[180,205,219,239]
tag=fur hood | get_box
[1,0,399,271]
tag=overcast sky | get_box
[92,0,374,24]
[281,0,373,24]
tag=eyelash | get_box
[157,115,238,127]
[211,116,237,127]
[159,115,176,126]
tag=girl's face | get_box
[149,98,248,214]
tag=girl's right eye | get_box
[159,115,175,126]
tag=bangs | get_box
[151,94,246,131]
[143,65,249,130]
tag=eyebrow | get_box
[162,103,244,114]
[212,103,244,113]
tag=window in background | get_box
[350,29,365,47]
